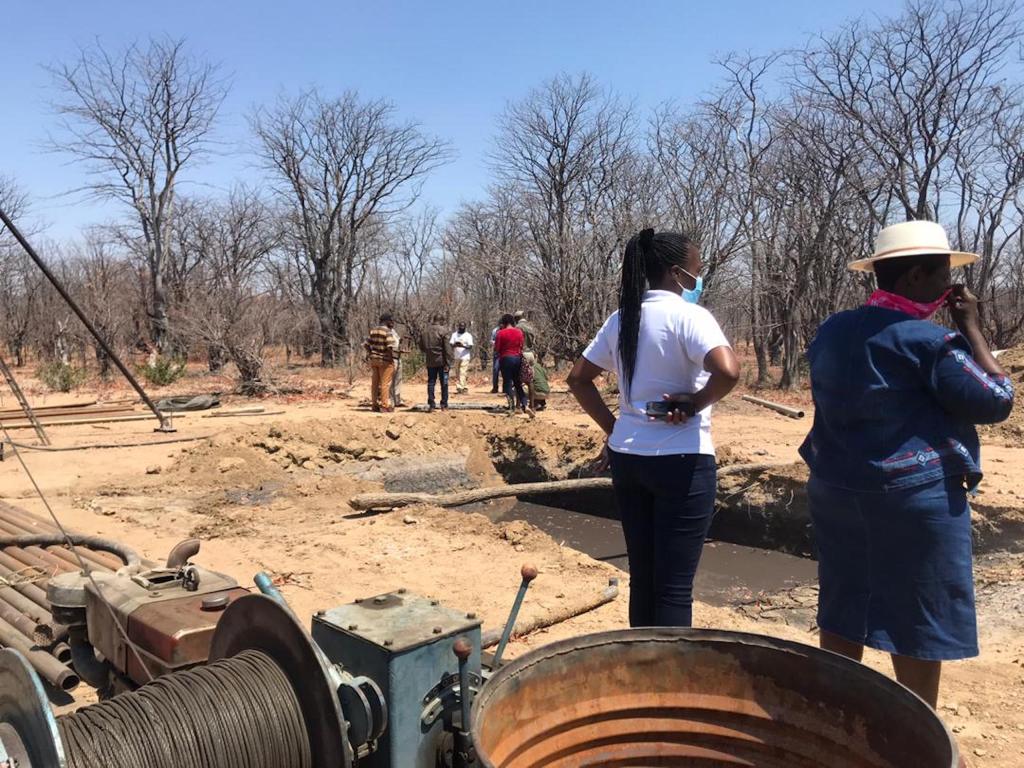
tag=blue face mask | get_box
[677,268,703,304]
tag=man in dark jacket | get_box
[419,314,451,410]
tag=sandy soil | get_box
[2,362,1022,766]
[981,344,1024,447]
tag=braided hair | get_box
[617,228,696,398]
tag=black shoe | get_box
[490,389,499,394]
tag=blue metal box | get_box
[312,590,482,767]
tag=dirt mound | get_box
[981,345,1024,446]
[479,420,602,482]
[998,344,1024,371]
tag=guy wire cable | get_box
[0,416,157,683]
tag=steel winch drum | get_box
[471,628,958,768]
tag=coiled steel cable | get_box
[57,650,312,768]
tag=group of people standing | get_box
[490,311,548,417]
[568,221,1014,710]
[364,311,548,415]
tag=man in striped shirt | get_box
[364,313,399,412]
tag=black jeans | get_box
[608,450,717,627]
[491,355,500,391]
[498,355,527,409]
[427,366,448,408]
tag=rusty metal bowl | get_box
[472,628,957,767]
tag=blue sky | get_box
[2,0,900,239]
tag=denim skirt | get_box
[808,474,977,661]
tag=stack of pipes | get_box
[0,399,143,431]
[0,502,124,692]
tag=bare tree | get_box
[48,37,227,352]
[443,189,528,360]
[252,89,452,366]
[0,176,41,367]
[710,54,783,384]
[368,208,443,332]
[69,231,137,376]
[176,189,280,392]
[491,73,639,358]
[650,103,746,298]
[800,0,1021,221]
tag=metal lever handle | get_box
[452,638,476,768]
[492,564,537,668]
[453,638,473,732]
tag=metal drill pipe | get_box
[0,539,70,577]
[0,549,55,589]
[0,515,122,571]
[0,582,51,624]
[0,534,128,571]
[51,641,72,664]
[493,565,538,668]
[0,520,88,571]
[0,528,79,575]
[0,207,172,432]
[0,506,127,570]
[0,557,51,611]
[0,592,67,664]
[0,582,69,649]
[0,614,79,691]
[0,592,50,645]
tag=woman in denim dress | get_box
[801,221,1014,707]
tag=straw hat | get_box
[848,220,978,272]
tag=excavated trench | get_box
[482,434,819,606]
[481,431,1024,606]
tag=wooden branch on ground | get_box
[349,461,791,511]
[202,407,269,418]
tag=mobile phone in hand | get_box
[645,401,672,419]
[645,398,696,419]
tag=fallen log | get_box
[203,409,286,418]
[203,407,266,417]
[741,394,805,419]
[349,461,790,511]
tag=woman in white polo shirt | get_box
[568,228,740,627]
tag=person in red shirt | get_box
[494,313,531,416]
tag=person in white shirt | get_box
[449,323,474,394]
[568,228,740,629]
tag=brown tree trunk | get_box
[317,307,338,367]
[151,268,169,354]
[778,317,802,390]
[207,344,226,373]
[231,349,266,395]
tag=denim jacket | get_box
[799,306,1014,492]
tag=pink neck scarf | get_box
[865,289,950,320]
